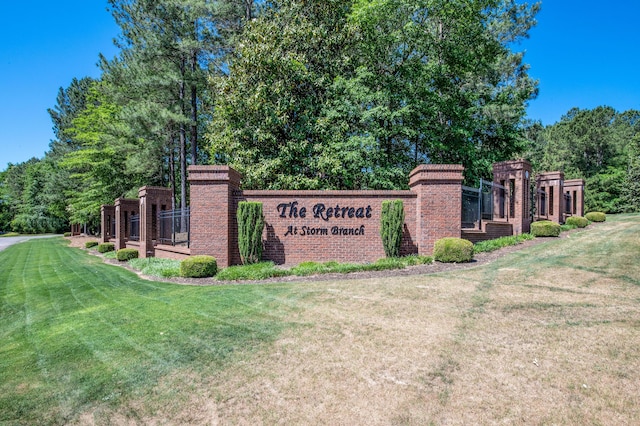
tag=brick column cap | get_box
[188,165,242,187]
[408,164,464,188]
[564,178,585,187]
[536,171,565,182]
[114,197,139,207]
[138,186,172,197]
[493,159,532,173]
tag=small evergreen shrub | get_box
[97,242,115,253]
[380,200,405,258]
[85,241,99,249]
[116,248,139,261]
[531,220,561,237]
[433,237,474,263]
[585,211,606,222]
[565,216,589,228]
[63,232,71,237]
[237,202,264,264]
[180,255,218,278]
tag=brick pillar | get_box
[114,198,139,250]
[536,171,565,225]
[564,179,585,217]
[493,160,533,234]
[100,205,115,243]
[138,186,173,258]
[188,165,242,268]
[409,164,465,255]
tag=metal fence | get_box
[565,192,573,215]
[536,189,547,217]
[158,208,190,247]
[129,214,140,241]
[462,179,508,229]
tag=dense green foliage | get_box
[180,255,218,278]
[433,237,474,263]
[530,220,561,237]
[237,201,264,264]
[116,248,139,261]
[380,200,405,258]
[585,212,607,222]
[528,107,640,213]
[565,216,589,228]
[208,0,539,188]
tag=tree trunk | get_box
[190,44,198,166]
[180,56,187,212]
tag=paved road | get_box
[0,235,61,252]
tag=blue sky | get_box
[1,1,639,171]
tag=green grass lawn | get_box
[1,214,639,424]
[0,238,299,424]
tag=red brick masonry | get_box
[188,164,465,267]
[101,161,583,267]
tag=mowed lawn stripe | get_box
[0,238,295,424]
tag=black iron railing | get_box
[158,208,190,247]
[129,214,140,241]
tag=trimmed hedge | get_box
[531,220,561,237]
[180,255,218,278]
[97,242,115,253]
[585,211,606,222]
[116,248,139,261]
[433,237,474,263]
[380,200,405,258]
[237,202,264,265]
[63,232,72,237]
[85,241,99,249]
[565,216,589,228]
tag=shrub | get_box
[237,202,264,265]
[97,242,115,253]
[433,237,474,263]
[565,216,589,228]
[180,255,218,278]
[63,232,71,237]
[585,211,606,222]
[85,241,99,249]
[380,200,405,258]
[116,248,139,261]
[531,220,561,237]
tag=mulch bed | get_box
[65,228,584,286]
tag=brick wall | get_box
[236,191,418,265]
[188,164,465,267]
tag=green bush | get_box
[97,242,115,253]
[85,241,99,249]
[237,201,264,264]
[433,237,474,263]
[585,211,606,222]
[531,220,561,237]
[380,200,405,258]
[565,216,589,228]
[116,248,139,261]
[180,255,218,278]
[63,232,72,237]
